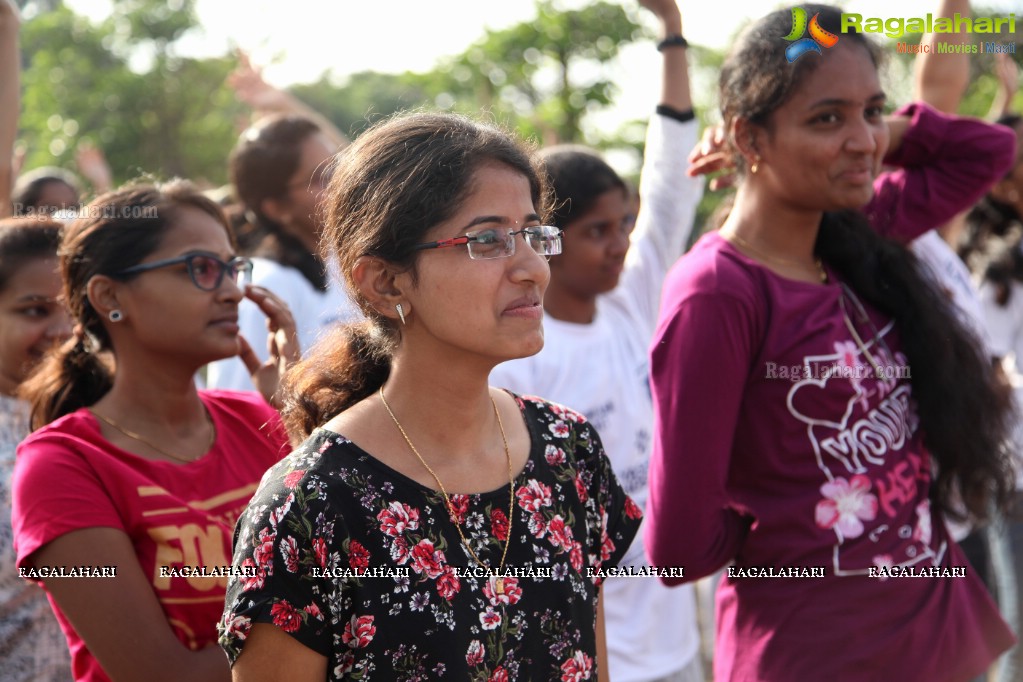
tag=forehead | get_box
[0,256,61,299]
[152,205,233,255]
[295,133,336,173]
[781,43,881,111]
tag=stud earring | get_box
[750,158,760,174]
[395,303,406,326]
[108,310,123,322]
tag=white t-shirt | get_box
[910,231,996,536]
[491,114,702,682]
[206,257,361,391]
[978,279,1023,491]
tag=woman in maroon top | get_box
[646,5,1017,681]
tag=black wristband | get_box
[656,34,689,52]
[655,104,696,123]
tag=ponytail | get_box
[280,321,394,442]
[816,211,1014,521]
[20,335,113,431]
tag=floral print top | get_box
[219,394,641,680]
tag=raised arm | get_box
[228,52,349,150]
[0,0,21,218]
[987,53,1019,121]
[609,0,701,329]
[913,0,971,114]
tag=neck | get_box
[383,350,499,466]
[541,285,596,324]
[95,352,206,430]
[723,185,823,267]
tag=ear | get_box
[260,196,292,226]
[351,256,409,324]
[730,117,764,169]
[86,275,124,321]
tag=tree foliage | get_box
[18,0,244,188]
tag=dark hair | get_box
[19,180,232,430]
[229,114,328,290]
[13,167,82,212]
[539,145,626,228]
[960,118,1023,272]
[0,218,63,291]
[721,5,1014,520]
[280,112,550,441]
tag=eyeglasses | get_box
[414,225,563,260]
[117,254,254,291]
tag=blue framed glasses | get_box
[414,225,563,260]
[117,254,254,291]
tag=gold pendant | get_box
[495,577,505,595]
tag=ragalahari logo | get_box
[783,7,840,62]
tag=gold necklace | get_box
[379,386,515,590]
[723,229,827,283]
[91,409,216,464]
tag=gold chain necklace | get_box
[91,409,216,464]
[723,229,827,283]
[379,386,515,591]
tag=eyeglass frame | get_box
[413,225,564,260]
[116,253,254,291]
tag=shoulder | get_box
[661,232,766,319]
[512,393,603,454]
[201,389,275,418]
[201,389,290,453]
[18,408,101,456]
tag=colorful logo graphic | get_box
[783,7,840,62]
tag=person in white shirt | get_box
[207,115,359,390]
[490,1,703,679]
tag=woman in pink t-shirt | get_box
[12,181,298,681]
[647,5,1017,681]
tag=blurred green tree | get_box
[18,0,244,190]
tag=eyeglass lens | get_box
[466,227,562,260]
[189,256,252,290]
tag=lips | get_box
[503,294,541,313]
[210,313,239,331]
[502,294,543,319]
[838,165,874,184]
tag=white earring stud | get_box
[108,310,123,322]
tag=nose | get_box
[845,117,878,155]
[217,274,246,303]
[509,236,551,288]
[48,309,73,341]
[607,226,630,259]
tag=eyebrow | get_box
[15,295,60,304]
[459,213,542,232]
[808,93,887,109]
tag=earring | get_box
[108,310,123,322]
[395,303,406,326]
[750,158,760,175]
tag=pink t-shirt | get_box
[646,104,1017,680]
[12,390,289,682]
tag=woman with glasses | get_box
[206,115,359,392]
[647,5,1017,680]
[11,180,298,681]
[218,112,641,681]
